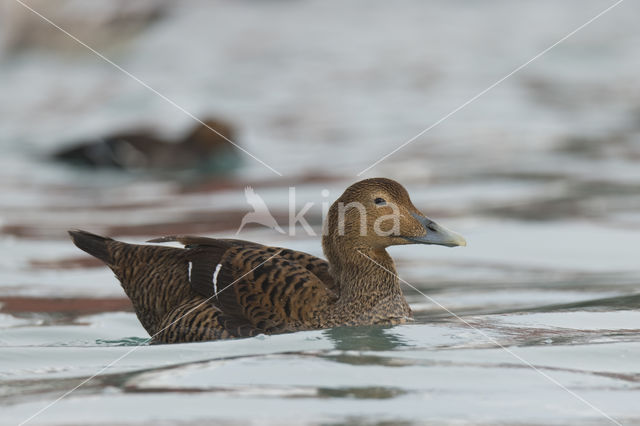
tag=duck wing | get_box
[150,236,337,337]
[149,235,337,294]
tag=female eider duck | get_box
[69,178,466,343]
[53,118,238,173]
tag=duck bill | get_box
[405,213,467,247]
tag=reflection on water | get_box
[317,386,407,400]
[95,337,150,347]
[323,326,410,352]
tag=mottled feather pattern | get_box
[77,233,339,343]
[103,241,194,337]
[69,178,466,343]
[189,244,336,337]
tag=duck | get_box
[68,178,466,344]
[53,118,239,173]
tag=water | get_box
[1,1,640,425]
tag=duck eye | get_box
[374,197,386,206]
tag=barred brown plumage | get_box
[68,178,466,343]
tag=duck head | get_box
[182,118,236,151]
[323,178,466,255]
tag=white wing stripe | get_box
[212,263,222,295]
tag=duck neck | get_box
[326,244,404,308]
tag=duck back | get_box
[69,231,338,343]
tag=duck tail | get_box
[68,230,114,265]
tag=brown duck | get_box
[69,178,466,344]
[53,118,239,173]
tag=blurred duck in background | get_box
[52,118,241,174]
